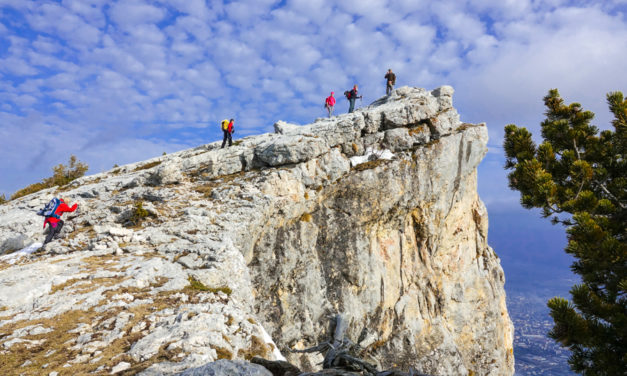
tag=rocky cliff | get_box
[0,86,514,375]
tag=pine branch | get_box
[597,182,627,210]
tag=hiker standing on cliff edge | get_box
[221,118,234,148]
[385,69,396,95]
[325,92,336,118]
[345,85,362,113]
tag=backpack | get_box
[37,198,61,219]
[221,119,229,131]
[344,90,351,99]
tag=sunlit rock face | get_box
[0,86,513,375]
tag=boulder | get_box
[383,126,430,150]
[0,234,30,255]
[175,360,272,376]
[255,136,328,167]
[273,121,301,134]
[148,160,183,186]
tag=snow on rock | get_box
[0,242,42,264]
[349,147,395,167]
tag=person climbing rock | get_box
[345,85,361,113]
[325,92,336,118]
[221,118,234,148]
[40,198,78,248]
[385,69,396,95]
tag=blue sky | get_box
[1,0,626,212]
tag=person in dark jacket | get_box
[221,118,234,148]
[385,69,396,95]
[347,85,361,113]
[42,198,77,247]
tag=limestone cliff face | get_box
[0,86,513,375]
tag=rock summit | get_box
[0,86,514,375]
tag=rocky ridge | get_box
[0,86,514,375]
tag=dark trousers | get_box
[348,98,356,113]
[221,130,232,148]
[44,220,64,245]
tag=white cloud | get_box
[0,56,38,75]
[127,24,166,44]
[26,2,101,48]
[224,0,280,23]
[160,0,210,18]
[467,0,532,19]
[62,0,108,26]
[432,2,487,47]
[166,15,213,42]
[31,35,62,54]
[450,3,627,144]
[108,0,167,28]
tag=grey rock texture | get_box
[0,86,513,375]
[174,359,272,376]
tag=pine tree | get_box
[10,155,89,200]
[503,89,626,375]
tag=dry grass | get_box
[408,124,427,136]
[67,223,96,241]
[0,275,196,375]
[194,185,213,199]
[425,138,441,147]
[50,277,88,294]
[79,254,124,274]
[133,161,161,172]
[214,346,234,360]
[226,315,235,326]
[455,123,474,132]
[75,277,129,295]
[0,255,42,272]
[237,335,272,361]
[185,276,232,296]
[353,158,390,171]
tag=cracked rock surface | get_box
[0,86,513,375]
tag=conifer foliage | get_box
[503,89,626,374]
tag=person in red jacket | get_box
[43,198,77,247]
[325,92,336,118]
[221,118,234,148]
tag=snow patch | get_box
[0,242,42,264]
[349,147,395,167]
[259,324,286,361]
